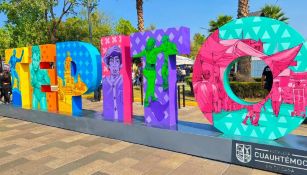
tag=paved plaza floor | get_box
[0,99,306,175]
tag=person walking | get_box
[177,67,182,82]
[2,70,11,104]
[93,80,102,102]
[0,71,3,103]
[261,65,273,92]
[0,59,3,73]
[181,66,186,82]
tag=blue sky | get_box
[0,0,306,39]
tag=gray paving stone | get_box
[0,158,28,173]
[91,172,110,175]
[44,152,117,175]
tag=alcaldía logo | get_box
[236,143,252,163]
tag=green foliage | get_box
[261,4,289,22]
[115,18,137,35]
[0,0,49,47]
[0,0,152,54]
[193,33,205,45]
[209,15,233,33]
[230,82,268,99]
[185,76,192,83]
[57,17,87,42]
[0,0,86,46]
[178,76,267,99]
[0,0,114,51]
[184,74,194,95]
[253,78,262,82]
[58,11,113,48]
[0,28,11,58]
[82,0,99,9]
[88,12,113,48]
[189,33,206,59]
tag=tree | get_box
[90,11,113,48]
[82,0,99,43]
[115,18,137,35]
[237,0,251,81]
[0,0,112,52]
[136,0,144,31]
[46,0,83,43]
[190,33,206,59]
[0,28,11,58]
[0,0,49,47]
[58,11,113,48]
[237,0,249,18]
[209,15,233,33]
[57,17,87,42]
[261,4,288,22]
[0,0,85,45]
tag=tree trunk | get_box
[136,0,144,32]
[237,0,251,81]
[50,21,58,44]
[237,0,249,18]
[87,0,93,43]
[51,30,57,43]
[236,56,252,82]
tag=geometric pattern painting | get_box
[193,17,306,139]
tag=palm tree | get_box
[209,15,233,33]
[236,0,252,81]
[261,4,288,22]
[136,0,144,31]
[237,0,249,18]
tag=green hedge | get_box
[253,78,262,82]
[184,76,267,99]
[185,76,192,83]
[230,82,267,99]
[185,76,194,94]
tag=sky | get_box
[0,0,307,39]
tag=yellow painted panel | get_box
[5,47,31,109]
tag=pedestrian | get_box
[2,70,11,104]
[0,71,3,102]
[132,71,136,86]
[93,80,102,102]
[181,66,186,82]
[137,66,142,86]
[186,66,191,77]
[177,67,182,82]
[261,65,273,92]
[0,59,3,73]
